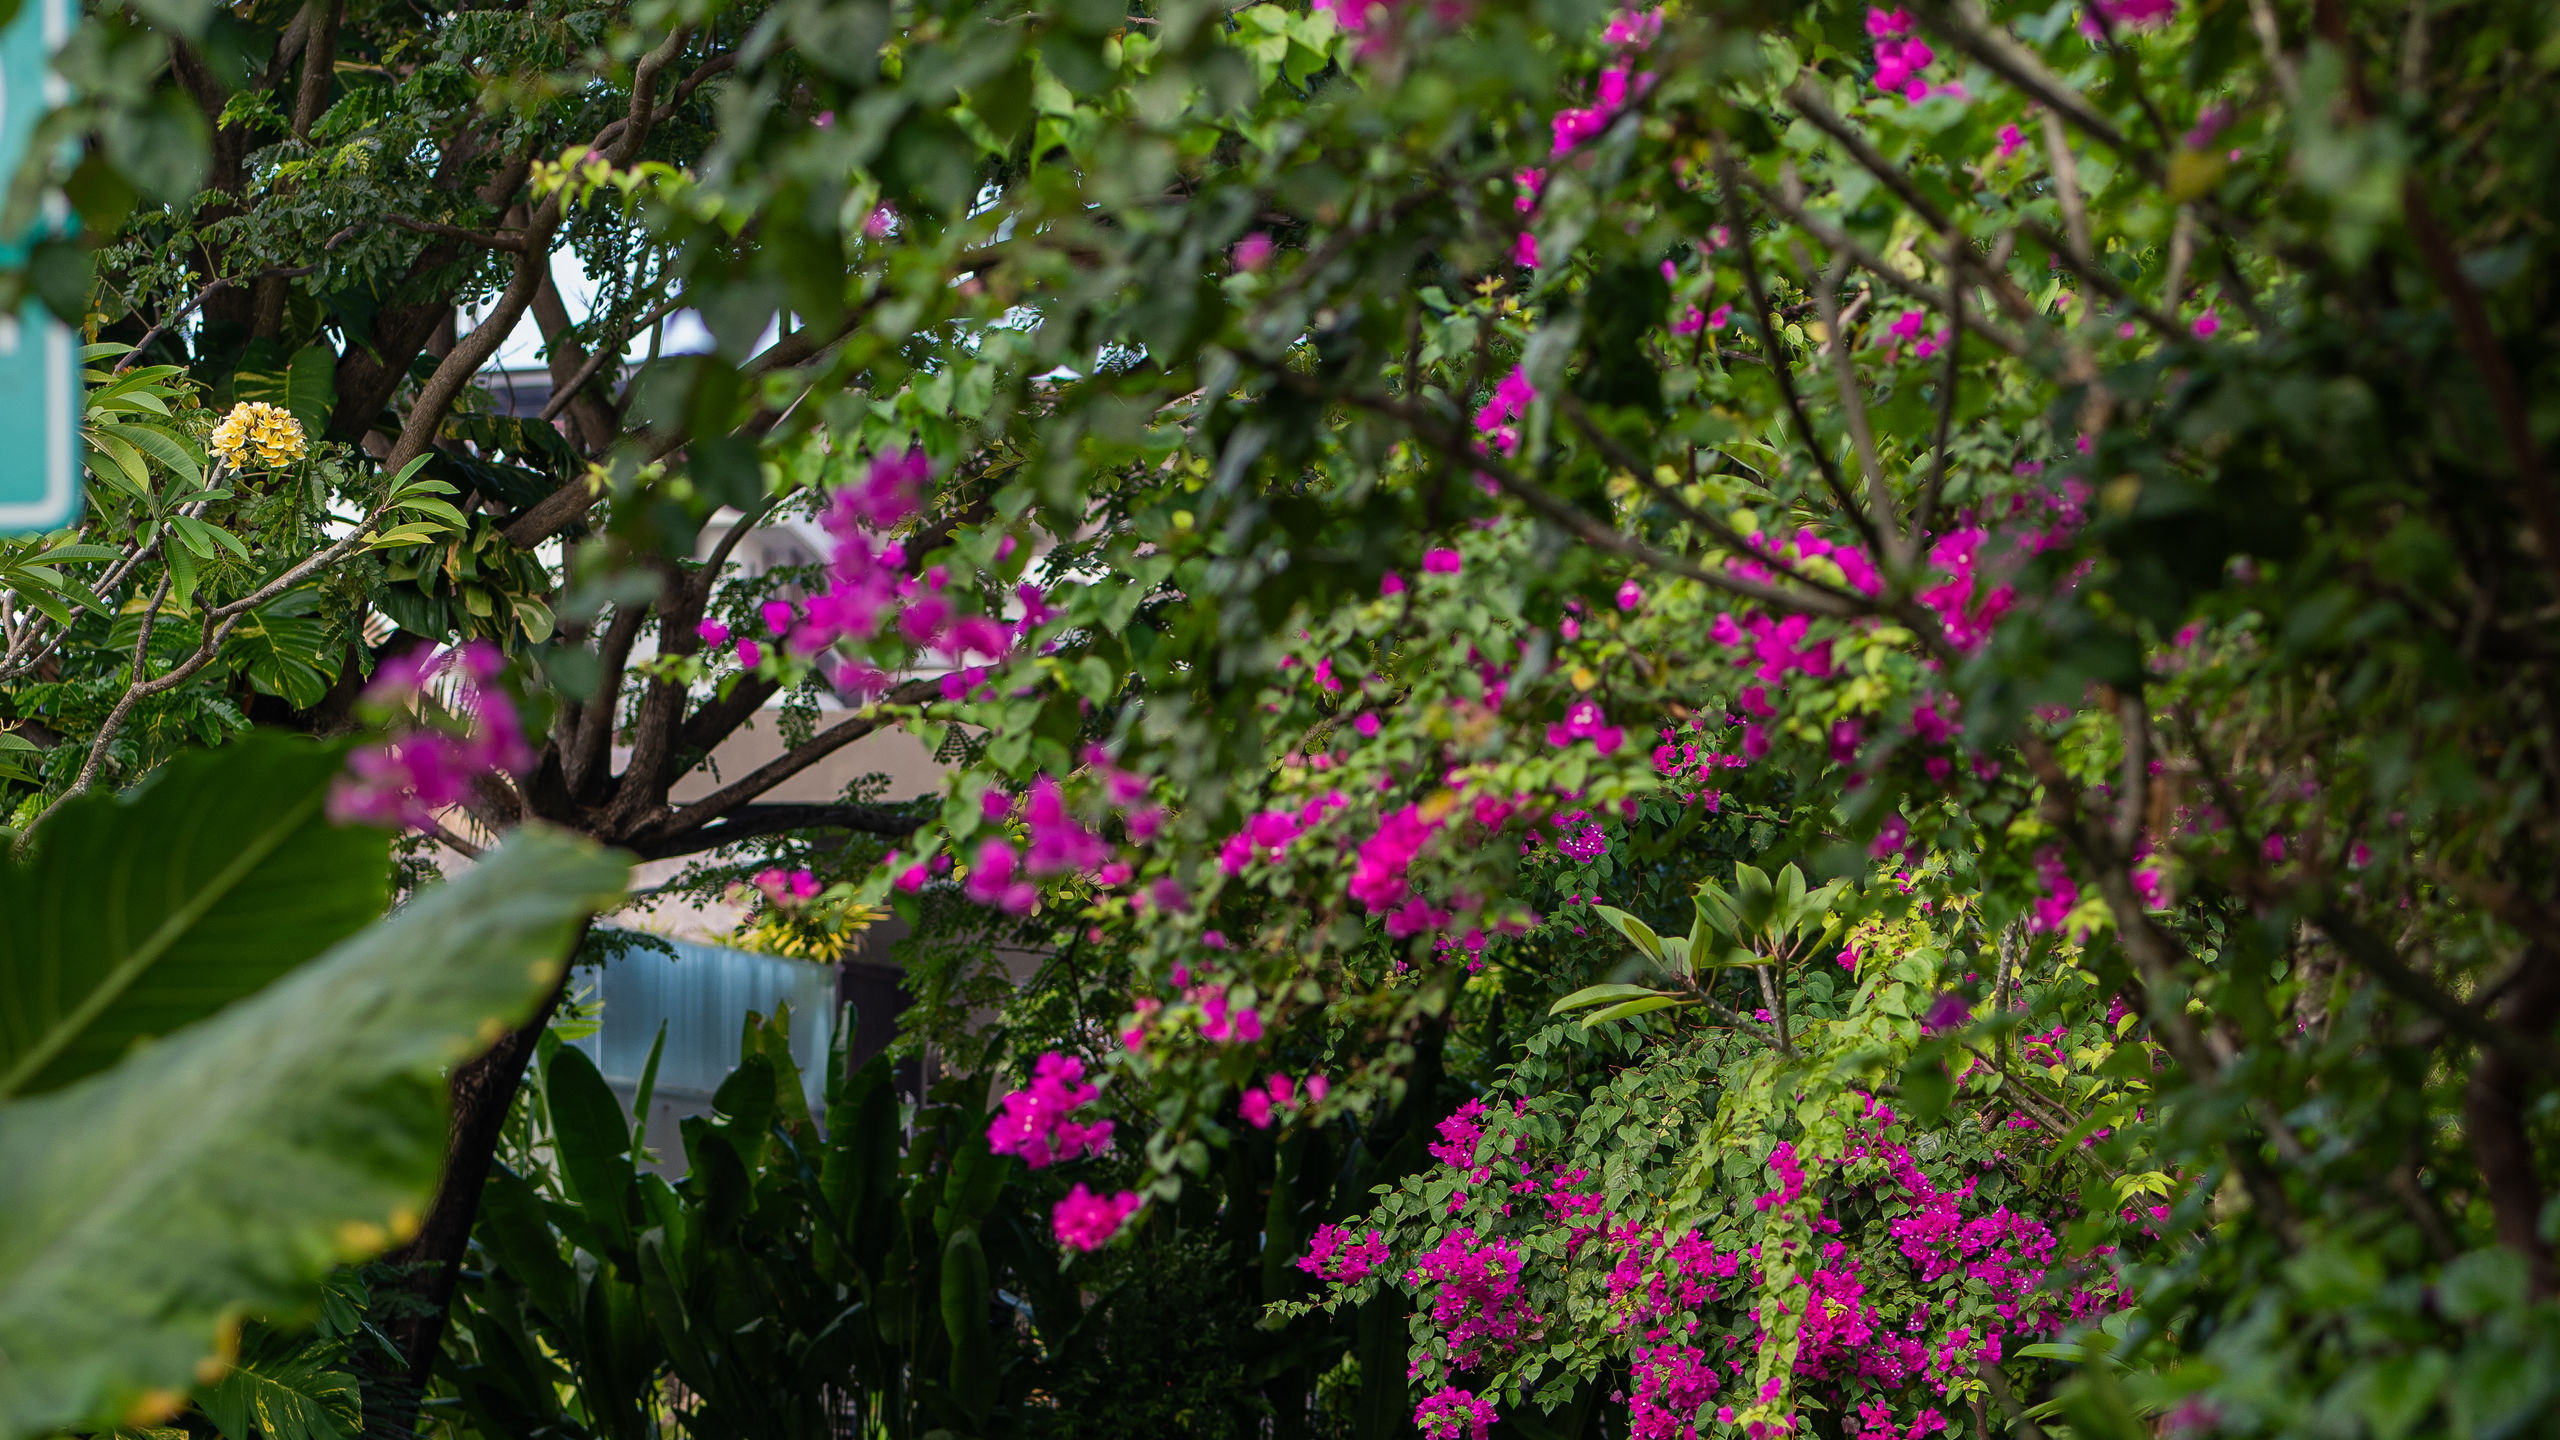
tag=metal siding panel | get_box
[570,934,833,1113]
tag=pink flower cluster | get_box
[1629,1341,1723,1440]
[1754,1141,1808,1211]
[805,450,928,663]
[1546,699,1625,756]
[1220,791,1350,874]
[1551,9,1659,156]
[1052,1183,1143,1251]
[1914,528,2018,653]
[1194,984,1267,1043]
[1408,1228,1538,1366]
[2026,845,2079,934]
[965,837,1040,915]
[328,642,533,831]
[1604,1224,1742,1322]
[1867,9,1957,102]
[752,867,818,906]
[988,1051,1115,1168]
[1415,1388,1498,1440]
[1653,715,1745,807]
[962,766,1143,915]
[1297,1222,1392,1283]
[2079,0,2177,38]
[1240,1070,1327,1128]
[1474,366,1536,455]
[1349,803,1441,920]
[1429,1098,1492,1176]
[1877,310,1949,363]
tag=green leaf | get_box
[1550,983,1666,1014]
[511,596,555,643]
[116,424,204,488]
[0,825,629,1439]
[0,735,392,1099]
[225,593,338,710]
[2354,1349,2446,1440]
[1731,863,1776,930]
[284,346,336,436]
[198,1325,360,1440]
[363,523,448,549]
[1590,905,1664,962]
[543,1043,635,1249]
[1580,995,1686,1026]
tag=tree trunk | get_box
[358,921,589,1437]
[2463,948,2560,1298]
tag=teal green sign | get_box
[0,0,76,534]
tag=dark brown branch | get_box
[382,212,530,251]
[2464,953,2560,1297]
[642,677,943,847]
[2311,906,2557,1076]
[565,601,650,801]
[2402,178,2560,586]
[290,0,342,139]
[601,560,701,833]
[628,802,923,860]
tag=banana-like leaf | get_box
[1550,983,1669,1015]
[0,735,392,1099]
[0,826,629,1440]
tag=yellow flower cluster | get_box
[209,401,307,469]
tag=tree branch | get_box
[628,802,924,860]
[2402,177,2560,587]
[1717,155,1886,561]
[638,678,943,849]
[382,212,530,251]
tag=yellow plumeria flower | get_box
[209,401,308,469]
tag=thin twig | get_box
[1557,393,1873,609]
[1318,380,1869,619]
[116,265,322,373]
[1736,173,2028,357]
[1814,254,1904,569]
[1912,239,1967,546]
[383,213,532,252]
[2040,113,2096,265]
[1716,150,1886,561]
[537,291,684,423]
[21,492,403,838]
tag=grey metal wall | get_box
[569,934,837,1114]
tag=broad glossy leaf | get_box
[0,735,391,1099]
[1589,904,1664,961]
[543,1043,635,1249]
[0,826,628,1439]
[1549,982,1665,1014]
[1580,995,1686,1026]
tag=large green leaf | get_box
[198,1324,360,1440]
[0,734,393,1098]
[0,825,629,1439]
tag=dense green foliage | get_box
[6,0,2560,1437]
